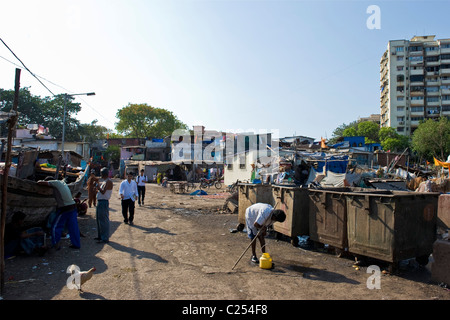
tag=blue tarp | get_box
[190,190,208,196]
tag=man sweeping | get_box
[245,203,286,264]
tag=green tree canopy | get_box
[115,103,188,138]
[357,121,380,144]
[378,127,410,152]
[411,117,450,161]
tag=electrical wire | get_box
[0,55,116,129]
[0,36,55,96]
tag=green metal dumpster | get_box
[346,190,440,270]
[272,186,309,246]
[307,187,390,251]
[237,183,274,230]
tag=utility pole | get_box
[1,68,21,297]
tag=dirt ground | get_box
[1,179,449,303]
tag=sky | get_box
[1,0,450,141]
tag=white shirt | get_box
[245,203,274,237]
[136,174,147,186]
[119,179,139,201]
[97,178,113,200]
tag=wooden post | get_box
[0,68,21,296]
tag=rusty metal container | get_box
[307,187,350,250]
[307,187,389,250]
[271,186,309,245]
[346,190,440,268]
[237,183,274,230]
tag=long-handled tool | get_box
[231,228,263,270]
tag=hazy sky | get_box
[1,0,449,140]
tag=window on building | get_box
[397,106,404,112]
[426,56,439,62]
[411,116,424,121]
[409,46,422,52]
[425,46,438,51]
[397,66,404,71]
[411,106,424,112]
[410,56,423,62]
[397,96,404,101]
[396,47,404,52]
[442,95,450,100]
[397,86,404,92]
[441,54,450,60]
[426,96,439,102]
[411,96,424,100]
[442,106,450,112]
[441,44,450,49]
[397,56,404,61]
[426,86,439,92]
[397,127,405,132]
[410,75,424,82]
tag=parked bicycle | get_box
[185,180,196,192]
[227,179,240,193]
[199,177,222,189]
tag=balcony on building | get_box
[440,66,450,75]
[440,47,450,54]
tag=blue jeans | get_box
[51,208,81,248]
[96,200,110,242]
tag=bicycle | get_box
[227,179,240,193]
[199,177,222,190]
[185,181,196,192]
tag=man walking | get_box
[95,167,114,243]
[119,172,139,225]
[136,169,148,206]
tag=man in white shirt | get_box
[136,169,148,206]
[245,203,286,264]
[119,172,139,225]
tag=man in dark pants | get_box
[136,169,148,206]
[119,172,139,225]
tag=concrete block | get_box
[431,240,450,286]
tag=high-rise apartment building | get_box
[380,35,450,136]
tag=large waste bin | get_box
[272,185,309,246]
[307,187,390,251]
[237,183,274,230]
[346,190,440,270]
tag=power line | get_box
[0,54,116,129]
[0,36,55,96]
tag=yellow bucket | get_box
[259,253,272,269]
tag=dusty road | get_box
[2,179,449,305]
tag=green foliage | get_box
[0,88,82,141]
[357,121,380,144]
[342,126,357,137]
[379,127,410,152]
[329,120,358,144]
[115,103,188,139]
[105,145,120,166]
[411,117,450,161]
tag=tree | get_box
[379,127,410,152]
[342,126,357,137]
[329,120,358,144]
[78,120,112,143]
[357,121,380,144]
[115,103,188,138]
[0,88,82,141]
[411,117,450,161]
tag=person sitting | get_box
[4,211,48,258]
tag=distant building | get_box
[380,35,450,136]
